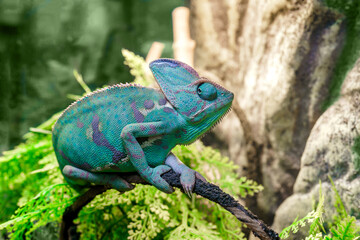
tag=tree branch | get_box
[60,170,279,240]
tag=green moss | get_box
[351,136,360,173]
[322,0,360,110]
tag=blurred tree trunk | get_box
[0,1,27,152]
[0,46,10,154]
[190,0,345,223]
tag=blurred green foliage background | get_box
[0,0,185,153]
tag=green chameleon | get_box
[52,59,234,196]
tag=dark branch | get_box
[60,185,108,240]
[60,170,279,240]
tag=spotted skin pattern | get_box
[52,59,234,194]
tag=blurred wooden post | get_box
[145,42,165,63]
[145,42,164,85]
[172,7,195,67]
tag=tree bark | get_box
[190,0,345,222]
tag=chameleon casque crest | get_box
[52,59,234,196]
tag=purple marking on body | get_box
[77,120,84,128]
[66,166,73,176]
[160,61,178,67]
[200,102,207,111]
[182,106,198,117]
[163,107,174,113]
[132,152,144,159]
[92,115,107,146]
[59,150,91,170]
[144,100,154,109]
[126,132,137,144]
[59,150,68,160]
[131,102,144,123]
[174,89,196,95]
[91,114,126,163]
[140,125,146,131]
[149,125,157,135]
[159,98,167,106]
[113,152,127,164]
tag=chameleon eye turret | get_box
[197,83,217,101]
[53,58,233,195]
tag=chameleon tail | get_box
[63,175,90,193]
[54,151,90,192]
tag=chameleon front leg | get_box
[165,153,207,198]
[121,121,176,193]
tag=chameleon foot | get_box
[165,153,207,198]
[144,165,174,194]
[62,165,134,192]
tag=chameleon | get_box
[52,59,234,196]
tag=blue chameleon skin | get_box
[52,59,234,195]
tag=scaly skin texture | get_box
[52,59,234,194]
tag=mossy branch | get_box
[60,170,279,240]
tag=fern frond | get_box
[328,175,347,225]
[280,181,325,239]
[0,184,77,239]
[122,48,155,87]
[330,216,360,240]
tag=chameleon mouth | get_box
[210,104,232,129]
[197,105,233,141]
[192,95,234,119]
[182,103,232,145]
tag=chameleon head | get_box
[149,59,234,127]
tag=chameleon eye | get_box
[197,83,217,101]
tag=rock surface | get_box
[190,0,345,220]
[272,58,360,236]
